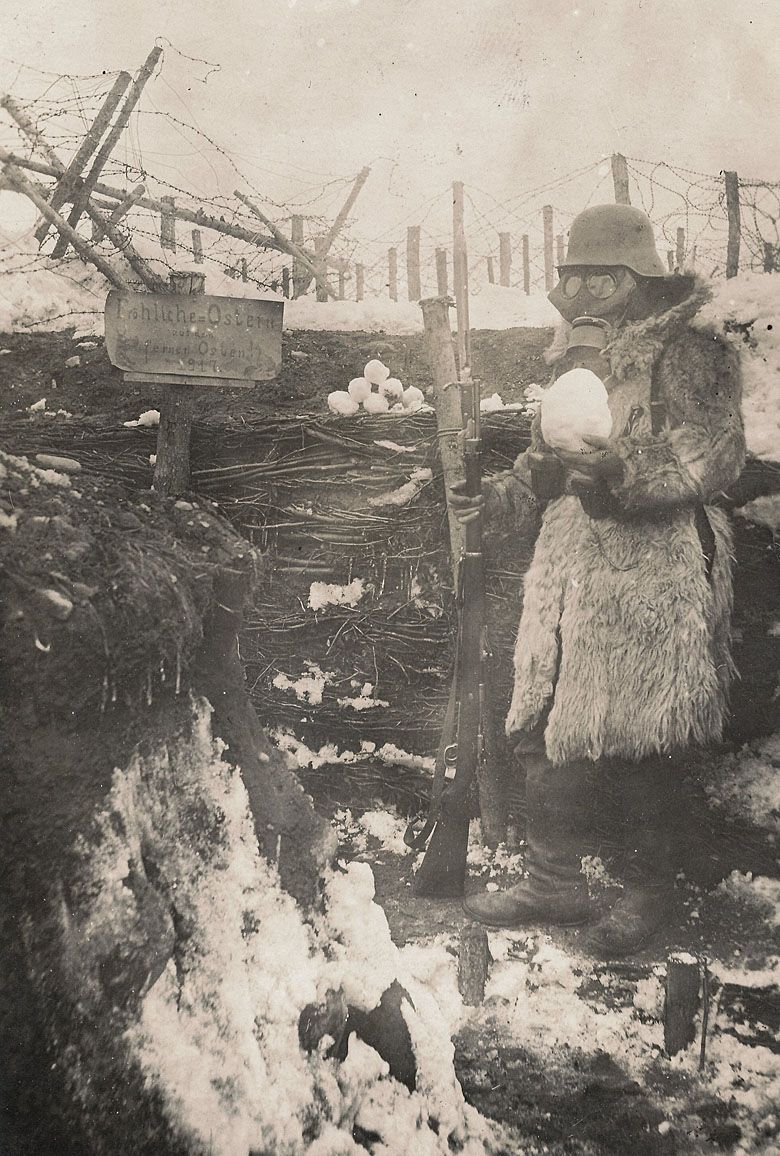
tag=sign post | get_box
[105,276,284,496]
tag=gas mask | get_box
[548,266,637,326]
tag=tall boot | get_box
[462,753,593,928]
[586,758,678,957]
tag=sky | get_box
[0,0,778,268]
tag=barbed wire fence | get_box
[1,53,778,314]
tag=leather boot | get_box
[463,753,593,928]
[586,758,678,957]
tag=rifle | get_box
[404,372,486,896]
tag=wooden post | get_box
[435,248,448,295]
[676,227,685,271]
[92,181,147,242]
[153,271,206,497]
[522,234,530,295]
[314,236,329,302]
[498,232,511,287]
[664,953,702,1057]
[458,925,490,1006]
[452,180,471,370]
[240,258,248,283]
[52,46,163,258]
[338,265,346,300]
[160,196,176,251]
[406,225,422,300]
[35,71,132,244]
[542,205,554,292]
[355,263,364,301]
[486,256,495,284]
[724,170,740,279]
[282,265,291,297]
[764,242,775,273]
[611,153,631,205]
[291,214,305,297]
[388,247,398,301]
[556,233,565,266]
[191,229,203,264]
[667,250,675,272]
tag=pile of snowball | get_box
[327,359,425,417]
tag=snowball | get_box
[540,368,613,453]
[347,377,371,402]
[327,390,360,417]
[379,377,403,401]
[363,359,390,386]
[124,409,161,429]
[362,392,390,415]
[401,386,424,409]
[28,398,46,412]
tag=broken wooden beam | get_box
[0,159,129,289]
[91,182,146,242]
[35,71,132,244]
[53,46,163,257]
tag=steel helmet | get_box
[560,205,666,277]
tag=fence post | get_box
[338,264,346,300]
[676,227,685,271]
[486,256,495,284]
[153,270,206,498]
[435,247,448,295]
[498,231,511,287]
[388,247,398,301]
[542,205,554,292]
[281,265,290,298]
[764,242,775,273]
[452,180,471,370]
[406,225,422,300]
[355,262,365,301]
[522,234,530,295]
[556,233,564,266]
[314,236,329,302]
[291,214,305,296]
[160,195,176,251]
[611,153,631,205]
[191,229,203,264]
[240,258,248,284]
[667,250,675,272]
[724,171,740,279]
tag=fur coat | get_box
[485,281,745,766]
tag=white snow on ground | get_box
[704,733,780,834]
[273,663,332,706]
[307,578,366,611]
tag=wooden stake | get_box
[667,250,675,272]
[160,195,176,251]
[724,170,741,279]
[406,225,422,300]
[611,153,631,205]
[542,205,554,292]
[764,242,775,273]
[676,226,685,270]
[435,248,448,295]
[355,263,364,301]
[486,255,494,284]
[191,229,203,264]
[320,166,370,254]
[498,232,511,287]
[53,46,163,257]
[458,924,490,1006]
[338,266,346,300]
[291,215,305,297]
[282,265,291,297]
[664,953,702,1057]
[522,234,530,295]
[388,247,398,301]
[35,71,132,243]
[92,182,147,242]
[452,181,471,370]
[153,271,205,497]
[314,237,329,302]
[1,160,128,289]
[235,191,334,297]
[556,233,565,266]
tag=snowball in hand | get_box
[540,368,613,453]
[327,390,360,416]
[363,359,390,386]
[347,376,371,402]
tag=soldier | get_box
[450,204,745,956]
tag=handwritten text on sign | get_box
[104,291,284,381]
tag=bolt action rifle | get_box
[404,372,486,896]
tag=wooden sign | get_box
[104,290,284,383]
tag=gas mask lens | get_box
[561,271,618,300]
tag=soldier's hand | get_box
[553,438,623,481]
[448,479,484,524]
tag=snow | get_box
[123,409,161,429]
[367,466,432,508]
[540,367,613,453]
[273,663,331,705]
[704,734,780,834]
[307,577,366,611]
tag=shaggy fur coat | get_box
[485,281,745,765]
